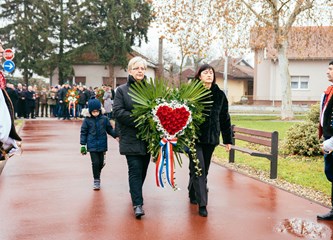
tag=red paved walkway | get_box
[1,119,333,240]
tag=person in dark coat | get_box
[113,56,150,219]
[25,85,36,119]
[16,83,26,118]
[80,98,117,190]
[318,60,333,220]
[78,85,89,117]
[5,83,18,118]
[188,64,232,217]
[59,82,70,120]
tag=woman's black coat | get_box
[113,75,148,156]
[198,83,232,146]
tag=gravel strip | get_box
[213,157,331,208]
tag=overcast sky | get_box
[133,26,254,67]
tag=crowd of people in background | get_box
[4,82,115,120]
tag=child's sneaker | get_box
[93,179,101,190]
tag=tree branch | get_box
[284,0,314,34]
[240,0,273,26]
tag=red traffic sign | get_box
[3,49,14,61]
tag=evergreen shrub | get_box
[282,121,321,156]
[306,103,320,124]
[282,104,321,156]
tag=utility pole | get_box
[223,50,228,96]
[157,37,164,79]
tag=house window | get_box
[291,76,309,90]
[75,76,86,85]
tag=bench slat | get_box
[233,126,273,138]
[234,133,272,147]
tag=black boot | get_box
[317,209,333,220]
[317,184,333,220]
[199,206,208,217]
[134,205,145,219]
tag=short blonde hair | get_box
[127,56,147,71]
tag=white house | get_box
[51,49,157,88]
[250,26,333,106]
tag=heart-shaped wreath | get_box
[153,101,192,138]
[129,78,212,189]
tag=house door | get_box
[247,81,253,103]
[102,77,111,86]
[75,76,86,86]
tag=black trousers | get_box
[17,99,25,117]
[188,143,216,207]
[324,149,333,205]
[89,152,105,180]
[324,151,333,183]
[126,154,150,206]
[61,103,70,119]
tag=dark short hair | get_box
[329,61,333,65]
[194,64,216,84]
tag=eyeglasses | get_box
[132,67,146,71]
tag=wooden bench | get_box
[220,125,279,179]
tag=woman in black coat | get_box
[113,56,150,219]
[188,64,232,217]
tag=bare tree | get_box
[224,0,333,119]
[152,0,218,81]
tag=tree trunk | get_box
[108,64,114,87]
[23,69,29,86]
[278,40,294,120]
[178,55,185,86]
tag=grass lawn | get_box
[213,115,331,197]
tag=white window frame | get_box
[291,76,309,90]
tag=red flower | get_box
[155,105,190,136]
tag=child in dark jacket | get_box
[80,98,117,190]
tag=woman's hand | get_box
[225,144,232,152]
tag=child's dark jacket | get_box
[80,112,116,152]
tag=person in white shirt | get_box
[0,40,21,160]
